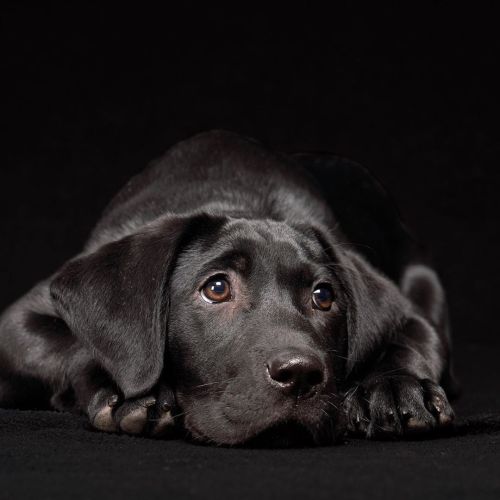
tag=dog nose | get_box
[267,351,325,397]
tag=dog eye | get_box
[312,284,334,311]
[200,277,232,304]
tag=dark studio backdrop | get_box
[1,4,499,500]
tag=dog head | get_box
[51,210,407,446]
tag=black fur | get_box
[0,130,457,445]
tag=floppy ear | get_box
[336,249,411,375]
[50,214,211,399]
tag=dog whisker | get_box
[189,376,242,390]
[376,367,406,377]
[323,400,340,411]
[344,384,361,400]
[320,408,330,418]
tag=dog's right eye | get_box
[312,284,334,311]
[200,277,232,304]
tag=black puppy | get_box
[0,131,456,445]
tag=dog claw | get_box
[107,394,119,407]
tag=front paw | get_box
[88,385,175,437]
[343,375,454,438]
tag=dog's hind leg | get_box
[1,280,176,437]
[400,263,460,398]
[0,281,74,410]
[0,281,118,423]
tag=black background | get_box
[1,4,499,499]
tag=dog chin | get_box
[186,415,342,448]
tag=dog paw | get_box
[88,386,175,437]
[88,389,120,433]
[343,375,454,438]
[113,395,156,434]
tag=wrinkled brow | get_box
[197,249,252,278]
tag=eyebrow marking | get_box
[203,249,252,275]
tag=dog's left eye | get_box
[200,277,232,304]
[312,284,334,311]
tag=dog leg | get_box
[343,314,455,438]
[344,373,454,438]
